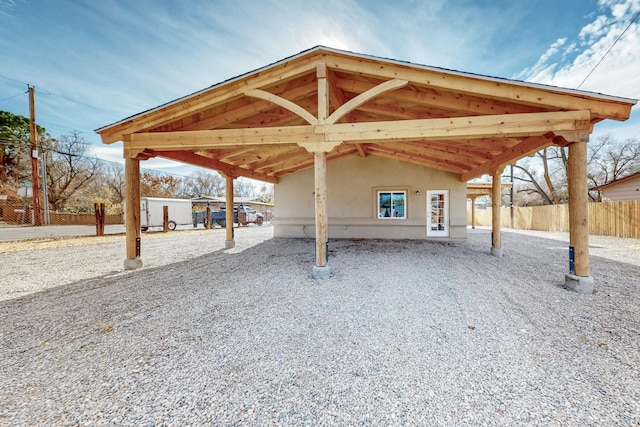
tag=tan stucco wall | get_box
[273,155,467,240]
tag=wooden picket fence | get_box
[468,200,640,238]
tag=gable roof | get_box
[96,46,636,183]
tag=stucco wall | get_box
[273,155,467,240]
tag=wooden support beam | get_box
[131,126,323,149]
[323,110,592,143]
[124,157,142,270]
[314,151,328,268]
[460,134,553,181]
[469,195,478,229]
[325,79,408,124]
[317,63,329,124]
[244,89,318,125]
[224,174,235,248]
[491,169,503,256]
[568,139,590,277]
[129,111,590,161]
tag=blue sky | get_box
[1,0,639,176]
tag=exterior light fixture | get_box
[415,190,420,196]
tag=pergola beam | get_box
[128,111,591,154]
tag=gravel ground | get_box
[0,225,639,425]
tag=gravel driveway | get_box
[1,226,639,425]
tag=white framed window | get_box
[377,190,406,219]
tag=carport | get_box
[96,46,635,292]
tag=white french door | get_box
[426,190,449,237]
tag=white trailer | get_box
[140,197,193,231]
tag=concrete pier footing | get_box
[490,247,503,258]
[312,265,331,279]
[565,274,594,294]
[225,240,235,249]
[124,258,143,270]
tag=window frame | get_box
[376,190,407,220]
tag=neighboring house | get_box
[592,171,640,201]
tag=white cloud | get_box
[516,0,640,103]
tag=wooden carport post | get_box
[565,137,593,293]
[313,151,329,277]
[223,174,235,249]
[124,156,143,270]
[491,169,504,257]
[469,195,478,229]
[311,62,331,279]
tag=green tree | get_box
[0,110,45,184]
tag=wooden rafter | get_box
[97,47,634,186]
[366,145,467,174]
[323,53,633,120]
[154,150,278,183]
[334,78,544,117]
[460,134,554,181]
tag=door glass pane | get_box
[430,193,445,230]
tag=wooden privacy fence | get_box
[0,204,122,226]
[467,200,640,238]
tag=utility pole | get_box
[28,86,42,226]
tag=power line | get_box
[577,10,640,89]
[0,92,26,103]
[0,73,28,86]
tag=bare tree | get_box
[44,131,100,211]
[255,182,274,204]
[93,162,126,204]
[512,135,638,205]
[233,177,256,198]
[587,136,640,201]
[181,170,225,197]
